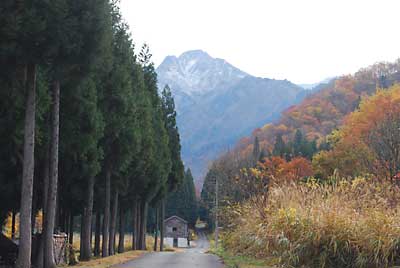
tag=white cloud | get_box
[120,0,400,84]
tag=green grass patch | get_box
[209,244,277,268]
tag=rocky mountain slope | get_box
[156,50,306,187]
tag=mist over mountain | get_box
[298,77,335,90]
[156,50,307,187]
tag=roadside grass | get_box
[222,179,400,268]
[211,246,277,268]
[69,234,174,267]
[72,233,173,254]
[208,238,277,268]
[73,250,146,268]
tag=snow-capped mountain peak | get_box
[156,50,248,96]
[156,50,306,186]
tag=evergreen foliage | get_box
[272,130,317,160]
[0,0,186,263]
[166,169,197,226]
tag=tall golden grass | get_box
[222,178,400,268]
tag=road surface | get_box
[114,232,223,268]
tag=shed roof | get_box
[164,215,188,224]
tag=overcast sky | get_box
[120,0,400,84]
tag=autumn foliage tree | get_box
[202,61,400,219]
[231,60,400,169]
[225,156,313,206]
[279,157,314,180]
[257,156,313,182]
[313,84,400,179]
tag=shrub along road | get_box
[114,232,223,268]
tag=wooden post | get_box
[215,176,219,249]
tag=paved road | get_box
[114,232,224,268]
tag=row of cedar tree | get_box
[201,59,400,224]
[0,1,198,268]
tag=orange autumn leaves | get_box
[236,74,364,160]
[313,84,400,179]
[258,156,313,182]
[242,83,400,184]
[239,156,313,193]
[343,85,400,141]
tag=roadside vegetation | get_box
[221,178,400,268]
[73,250,145,268]
[210,242,277,268]
[201,64,400,267]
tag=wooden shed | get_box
[164,216,188,247]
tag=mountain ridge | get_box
[156,50,307,187]
[157,50,248,97]
[227,60,400,167]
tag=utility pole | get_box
[215,175,219,249]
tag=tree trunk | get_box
[35,235,44,268]
[136,202,141,249]
[131,201,137,250]
[94,212,101,256]
[108,189,118,255]
[102,170,111,257]
[80,175,95,261]
[137,201,143,250]
[79,216,83,255]
[32,176,38,233]
[57,209,63,233]
[54,191,60,233]
[15,63,36,268]
[153,207,159,251]
[90,222,93,252]
[68,214,74,245]
[35,132,50,268]
[118,206,125,253]
[44,80,60,268]
[31,209,36,235]
[139,201,148,250]
[160,199,165,251]
[67,215,75,266]
[42,136,50,218]
[62,209,68,233]
[11,211,16,239]
[143,201,148,250]
[65,211,69,240]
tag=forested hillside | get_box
[201,60,400,211]
[0,1,186,267]
[232,61,400,163]
[201,60,400,268]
